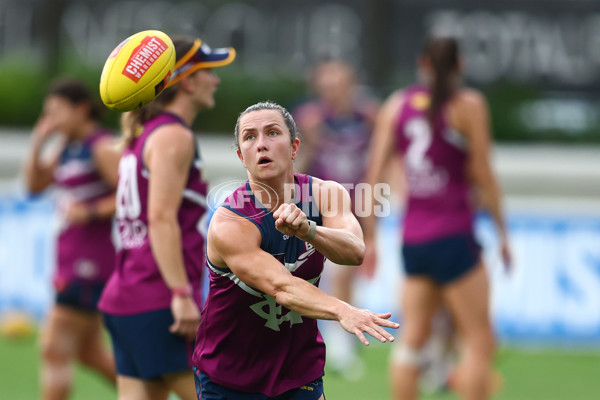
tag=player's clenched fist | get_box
[273,203,310,238]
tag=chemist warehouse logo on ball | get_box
[122,35,168,83]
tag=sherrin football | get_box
[100,30,175,112]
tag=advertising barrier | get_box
[1,194,599,344]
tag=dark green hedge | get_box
[1,57,599,143]
[0,57,306,136]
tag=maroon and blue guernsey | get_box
[294,100,374,185]
[53,129,115,288]
[395,85,474,244]
[98,113,207,315]
[193,174,326,397]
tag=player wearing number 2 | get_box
[364,36,511,400]
[98,36,235,400]
[192,101,399,400]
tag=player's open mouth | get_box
[258,157,272,166]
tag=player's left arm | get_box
[62,136,120,225]
[460,90,511,268]
[273,179,364,266]
[93,136,120,188]
[145,125,200,340]
[75,136,121,222]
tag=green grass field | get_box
[2,333,600,400]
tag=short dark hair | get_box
[48,78,103,121]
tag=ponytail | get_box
[423,36,459,126]
[120,98,168,147]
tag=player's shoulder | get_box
[381,89,408,113]
[210,207,261,249]
[372,89,407,128]
[310,177,350,205]
[385,88,406,104]
[311,176,344,191]
[152,120,193,140]
[455,88,488,108]
[147,121,195,154]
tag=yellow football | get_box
[99,30,175,112]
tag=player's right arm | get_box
[24,116,63,194]
[207,208,399,346]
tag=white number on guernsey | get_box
[116,154,147,248]
[405,117,432,172]
[116,154,141,219]
[404,117,450,197]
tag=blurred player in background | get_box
[98,36,235,400]
[364,36,511,400]
[292,58,379,378]
[192,101,398,400]
[23,79,119,400]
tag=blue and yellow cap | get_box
[166,38,236,88]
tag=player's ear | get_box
[237,149,246,167]
[180,74,195,93]
[291,138,300,160]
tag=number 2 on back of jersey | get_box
[405,118,432,172]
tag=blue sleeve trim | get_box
[206,257,230,273]
[222,205,261,230]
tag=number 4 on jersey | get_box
[116,154,141,219]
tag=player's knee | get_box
[41,335,76,363]
[77,347,98,368]
[402,325,431,349]
[41,362,73,387]
[41,343,68,364]
[466,328,496,359]
[390,341,426,367]
[481,332,496,358]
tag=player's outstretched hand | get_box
[170,296,201,341]
[273,203,310,238]
[337,302,399,346]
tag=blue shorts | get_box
[194,366,325,400]
[102,309,193,379]
[402,233,481,285]
[55,281,104,313]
